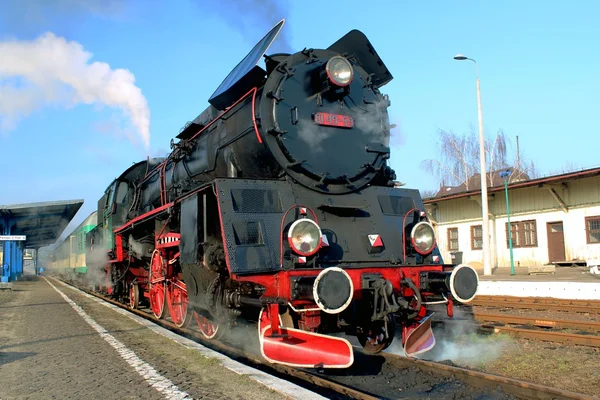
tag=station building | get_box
[423,166,600,270]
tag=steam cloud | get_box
[84,246,111,290]
[386,307,510,367]
[0,32,151,150]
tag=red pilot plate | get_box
[313,112,354,128]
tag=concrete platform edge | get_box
[50,277,326,400]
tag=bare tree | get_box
[420,129,479,190]
[421,128,537,191]
[420,189,438,199]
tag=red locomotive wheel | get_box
[129,283,139,309]
[150,283,167,319]
[149,250,168,319]
[193,311,225,340]
[357,314,396,354]
[166,281,192,328]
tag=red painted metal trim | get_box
[233,265,444,300]
[402,207,420,263]
[113,202,174,233]
[115,234,124,262]
[175,182,213,204]
[139,87,261,193]
[251,88,262,144]
[156,232,181,250]
[190,87,258,142]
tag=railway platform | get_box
[473,266,600,300]
[0,275,324,400]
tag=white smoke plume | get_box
[84,245,111,291]
[384,307,510,368]
[421,307,510,367]
[0,32,151,150]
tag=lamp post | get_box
[499,169,515,275]
[453,54,492,276]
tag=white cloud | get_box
[0,32,150,150]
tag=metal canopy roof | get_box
[0,199,84,248]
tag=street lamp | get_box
[499,169,516,275]
[453,53,492,276]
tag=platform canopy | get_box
[0,199,84,248]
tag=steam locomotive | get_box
[75,20,479,368]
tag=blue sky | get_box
[1,0,599,237]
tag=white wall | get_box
[434,204,600,267]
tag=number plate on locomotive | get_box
[313,112,354,128]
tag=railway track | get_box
[474,312,600,332]
[479,323,600,348]
[471,295,600,314]
[54,277,597,400]
[470,312,600,348]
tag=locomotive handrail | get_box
[287,302,321,313]
[402,207,422,263]
[140,86,261,186]
[421,292,449,305]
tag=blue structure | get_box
[1,200,83,282]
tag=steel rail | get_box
[471,296,600,313]
[474,312,600,332]
[479,324,600,348]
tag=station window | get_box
[586,216,600,244]
[447,228,459,251]
[471,225,483,250]
[506,219,538,248]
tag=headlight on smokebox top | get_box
[411,221,436,255]
[288,219,322,257]
[325,56,354,87]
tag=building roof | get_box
[0,199,84,248]
[434,167,530,198]
[424,166,600,204]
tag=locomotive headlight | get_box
[410,221,436,255]
[325,56,354,87]
[288,219,323,256]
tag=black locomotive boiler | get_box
[85,20,479,368]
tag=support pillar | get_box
[2,217,16,282]
[1,240,9,283]
[35,248,39,276]
[16,243,23,279]
[9,241,16,281]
